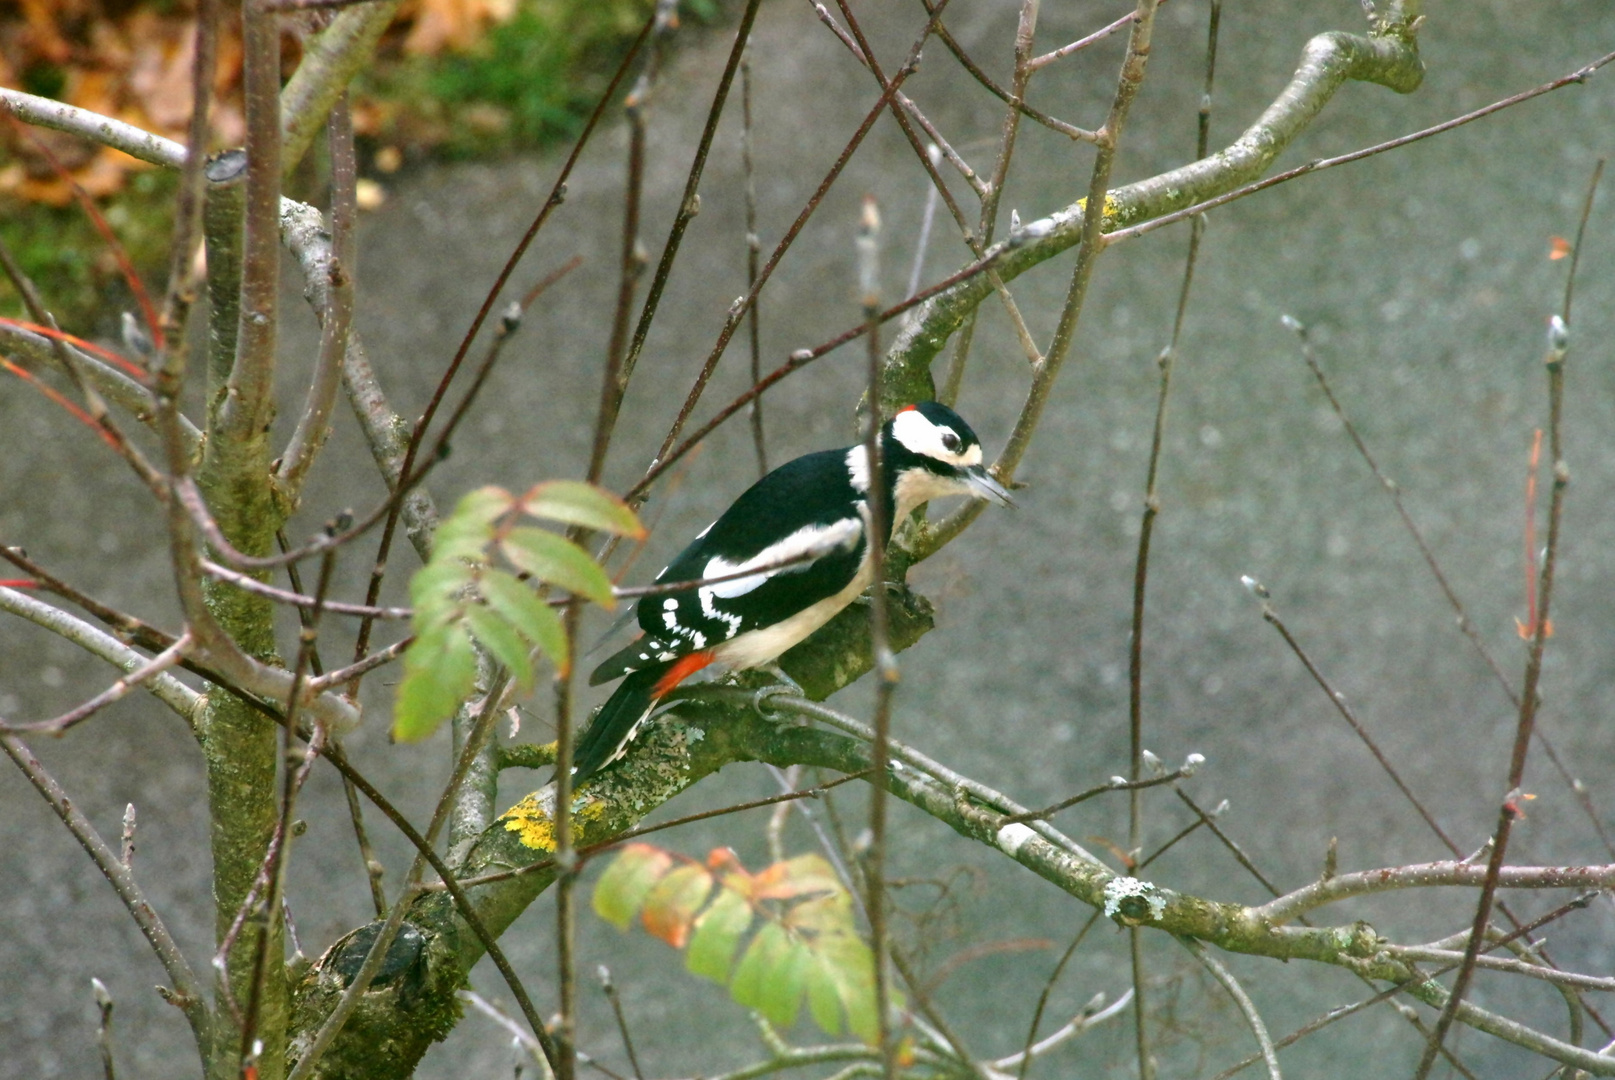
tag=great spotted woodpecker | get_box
[571,401,1012,782]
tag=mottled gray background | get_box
[4,0,1615,1075]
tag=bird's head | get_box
[882,401,1014,518]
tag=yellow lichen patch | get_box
[575,799,608,837]
[499,791,613,851]
[1074,193,1124,230]
[501,793,555,851]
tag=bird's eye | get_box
[941,432,962,453]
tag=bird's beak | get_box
[964,465,1015,507]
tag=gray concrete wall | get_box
[4,0,1614,1075]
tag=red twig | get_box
[7,119,160,347]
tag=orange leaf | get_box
[751,854,842,901]
[641,863,714,948]
[1549,236,1573,261]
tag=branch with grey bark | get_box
[878,24,1425,418]
[281,586,1615,1079]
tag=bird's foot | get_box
[760,663,806,696]
[752,679,804,720]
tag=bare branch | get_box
[1182,938,1282,1080]
[0,734,212,1050]
[0,586,199,720]
[995,989,1134,1072]
[0,631,193,735]
[278,0,404,177]
[1255,861,1615,925]
[278,97,359,499]
[0,88,186,167]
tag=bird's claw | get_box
[752,681,804,719]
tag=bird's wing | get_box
[589,448,868,685]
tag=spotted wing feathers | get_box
[587,448,868,686]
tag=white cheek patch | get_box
[700,518,863,600]
[891,409,975,466]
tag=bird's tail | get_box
[571,665,663,784]
[570,651,715,784]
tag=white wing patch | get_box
[701,517,863,600]
[699,586,744,637]
[845,445,870,492]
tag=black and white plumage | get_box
[571,401,1012,782]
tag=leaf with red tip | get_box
[641,863,713,947]
[593,844,675,930]
[522,480,645,538]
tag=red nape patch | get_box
[653,651,716,697]
[899,403,918,413]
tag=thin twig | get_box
[888,947,985,1080]
[1243,582,1460,851]
[0,735,211,1050]
[740,54,767,478]
[1181,938,1282,1080]
[1411,172,1584,1077]
[996,989,1134,1072]
[0,241,167,496]
[200,559,411,618]
[586,88,650,484]
[598,966,646,1080]
[627,236,1010,500]
[158,0,215,352]
[1207,894,1598,1080]
[917,0,1100,142]
[304,639,411,692]
[0,631,193,735]
[554,603,581,1080]
[645,0,947,473]
[217,0,282,443]
[1016,916,1101,1080]
[0,585,199,720]
[1103,50,1615,248]
[610,0,764,465]
[92,978,116,1080]
[998,764,1200,826]
[278,96,357,496]
[854,196,898,1080]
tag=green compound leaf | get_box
[815,932,881,1044]
[686,886,753,983]
[591,844,883,1042]
[730,921,791,1019]
[502,527,616,607]
[464,604,534,693]
[522,480,645,538]
[408,558,475,617]
[393,619,477,742]
[805,947,845,1037]
[480,568,568,676]
[592,843,675,930]
[758,932,811,1031]
[434,485,514,562]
